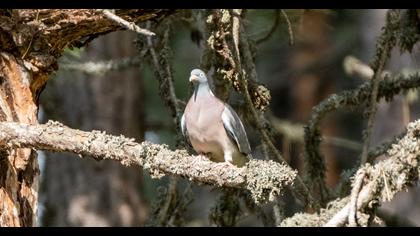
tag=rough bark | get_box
[0,9,173,227]
[281,118,420,226]
[0,120,297,205]
[0,9,173,100]
[0,52,39,226]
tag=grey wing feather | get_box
[221,104,251,154]
[181,113,193,148]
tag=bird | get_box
[181,68,251,167]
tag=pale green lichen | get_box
[245,159,297,204]
[220,9,231,24]
[280,197,349,227]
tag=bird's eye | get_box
[199,73,204,77]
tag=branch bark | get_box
[0,52,39,226]
[0,10,175,226]
[0,9,174,98]
[304,72,420,205]
[0,120,297,204]
[282,118,420,226]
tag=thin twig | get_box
[323,136,362,152]
[231,9,317,209]
[270,116,363,151]
[304,72,420,205]
[348,169,366,226]
[360,42,391,164]
[22,10,40,59]
[304,10,402,204]
[360,10,400,165]
[145,22,182,128]
[283,117,420,227]
[343,56,374,80]
[60,57,142,75]
[100,9,156,36]
[280,10,294,46]
[143,20,184,226]
[157,177,178,225]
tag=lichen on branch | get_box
[282,118,420,226]
[304,72,420,204]
[0,120,296,204]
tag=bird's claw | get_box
[191,154,210,165]
[213,161,235,173]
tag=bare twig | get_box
[145,21,182,130]
[60,57,142,75]
[100,9,156,36]
[343,56,374,80]
[270,116,362,151]
[142,19,184,226]
[281,10,294,46]
[323,136,362,152]
[21,10,40,59]
[348,169,366,226]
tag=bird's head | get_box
[189,69,208,84]
[189,69,210,102]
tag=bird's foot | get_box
[213,161,236,173]
[191,154,210,165]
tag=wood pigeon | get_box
[181,69,251,167]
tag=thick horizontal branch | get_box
[0,120,296,204]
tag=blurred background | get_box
[37,9,420,226]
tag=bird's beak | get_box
[189,75,198,83]
[193,82,199,102]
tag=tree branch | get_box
[360,10,399,165]
[60,57,142,76]
[280,118,420,226]
[99,9,156,36]
[304,72,420,205]
[325,124,419,227]
[0,120,296,204]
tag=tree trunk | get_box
[40,31,148,226]
[0,53,39,226]
[0,9,172,226]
